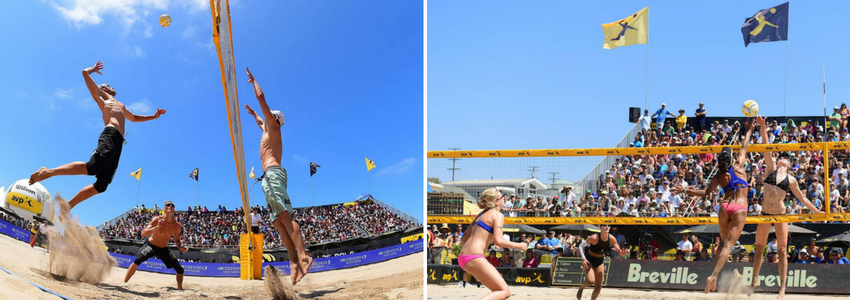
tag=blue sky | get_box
[428,0,850,180]
[0,0,423,226]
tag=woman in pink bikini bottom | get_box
[672,116,759,294]
[458,188,528,300]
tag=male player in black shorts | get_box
[124,201,188,289]
[29,61,166,211]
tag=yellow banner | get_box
[427,214,828,225]
[427,143,826,158]
[401,233,424,243]
[6,192,42,214]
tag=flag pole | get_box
[310,176,314,207]
[196,180,199,207]
[645,6,649,111]
[823,67,829,132]
[368,170,373,196]
[783,40,789,117]
[136,177,141,209]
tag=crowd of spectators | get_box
[99,201,417,249]
[430,224,849,267]
[502,102,850,220]
[0,212,32,231]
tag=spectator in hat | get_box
[795,249,811,263]
[830,106,842,132]
[676,109,688,129]
[435,224,453,264]
[695,102,707,132]
[651,103,676,136]
[731,241,747,262]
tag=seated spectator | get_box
[486,250,499,267]
[522,249,540,268]
[827,248,849,264]
[693,249,712,262]
[673,250,686,261]
[795,249,811,263]
[499,249,516,267]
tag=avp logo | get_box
[516,272,545,285]
[442,269,458,282]
[9,195,34,207]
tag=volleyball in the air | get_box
[742,100,759,117]
[158,14,172,27]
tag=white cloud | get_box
[54,88,73,99]
[292,154,309,165]
[49,0,168,32]
[49,0,208,34]
[182,27,195,38]
[143,24,153,38]
[377,158,416,176]
[127,99,152,114]
[133,46,145,57]
[79,98,97,110]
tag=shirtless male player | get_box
[243,67,312,285]
[29,61,166,211]
[124,201,188,289]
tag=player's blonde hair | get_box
[478,188,501,209]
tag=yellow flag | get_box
[130,168,142,181]
[602,7,648,49]
[249,166,255,179]
[365,157,376,171]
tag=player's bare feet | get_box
[289,261,301,285]
[576,286,584,299]
[777,288,785,300]
[294,255,313,284]
[748,281,759,296]
[705,276,717,294]
[29,167,49,185]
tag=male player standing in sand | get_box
[243,67,312,285]
[124,201,188,290]
[29,61,166,212]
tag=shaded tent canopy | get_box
[815,231,850,248]
[676,224,751,235]
[749,224,818,237]
[502,224,545,235]
[550,224,600,235]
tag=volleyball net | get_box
[428,142,850,225]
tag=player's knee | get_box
[174,265,184,275]
[93,181,109,193]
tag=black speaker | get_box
[629,107,640,123]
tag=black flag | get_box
[189,168,199,181]
[310,162,321,177]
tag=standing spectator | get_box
[695,102,707,132]
[830,107,842,132]
[676,233,693,260]
[676,109,688,129]
[611,227,626,253]
[651,103,676,136]
[639,109,652,135]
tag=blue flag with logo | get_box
[741,2,788,47]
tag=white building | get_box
[442,178,550,200]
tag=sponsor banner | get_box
[401,233,423,244]
[427,143,823,158]
[426,214,827,225]
[0,218,30,243]
[108,240,422,277]
[264,240,424,275]
[552,258,850,294]
[427,265,551,287]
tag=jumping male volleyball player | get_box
[243,67,312,285]
[29,61,166,212]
